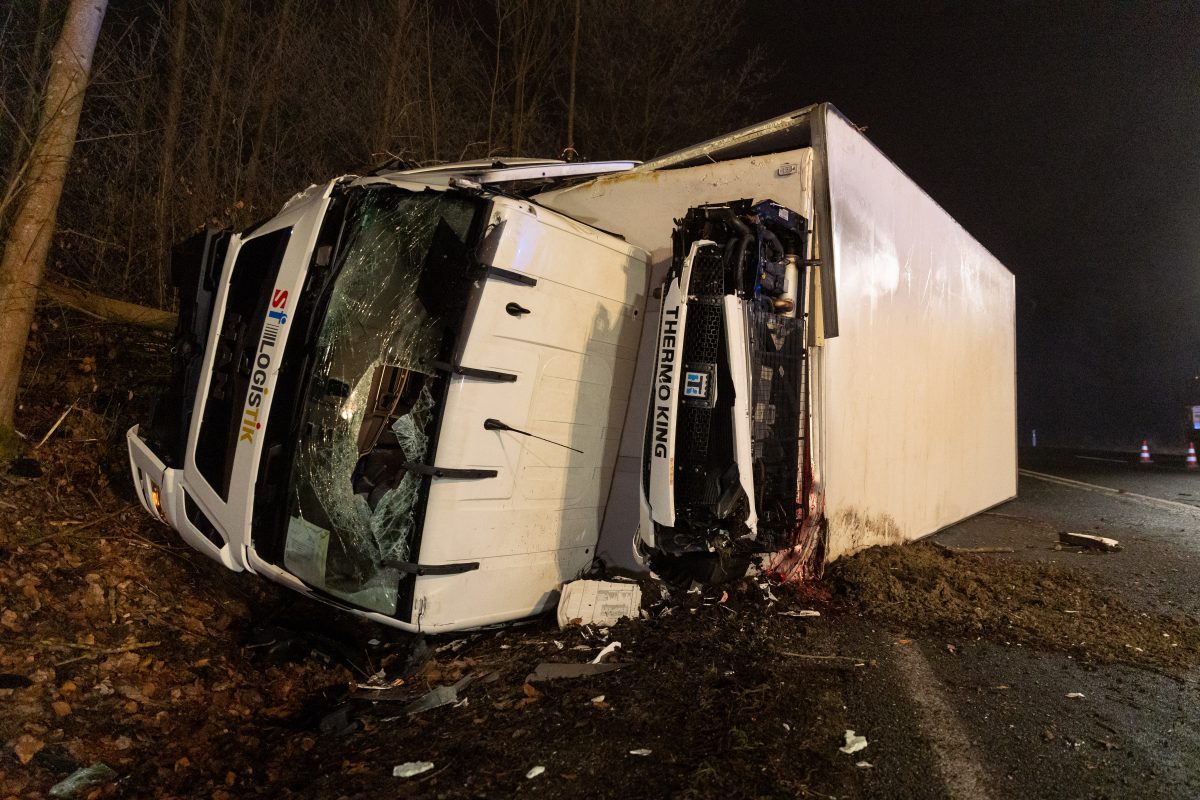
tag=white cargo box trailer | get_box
[538,102,1016,577]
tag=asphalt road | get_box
[809,455,1200,800]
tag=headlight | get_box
[149,483,168,524]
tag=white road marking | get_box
[893,641,994,799]
[1019,469,1200,516]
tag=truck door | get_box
[406,200,647,631]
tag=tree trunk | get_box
[157,0,189,304]
[41,280,177,331]
[565,0,580,156]
[192,0,233,217]
[0,0,107,454]
[0,0,51,231]
[244,0,295,199]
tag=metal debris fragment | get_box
[1058,531,1121,552]
[404,675,475,714]
[526,663,622,682]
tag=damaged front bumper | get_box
[127,425,244,571]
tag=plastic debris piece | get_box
[525,766,545,779]
[590,695,606,704]
[778,610,821,618]
[557,580,642,628]
[1058,531,1121,552]
[839,730,869,754]
[856,761,874,769]
[629,748,653,756]
[49,763,118,799]
[783,723,791,732]
[404,675,474,714]
[591,641,622,664]
[526,663,622,682]
[319,704,359,737]
[1065,692,1086,699]
[393,762,434,778]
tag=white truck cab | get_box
[128,161,648,632]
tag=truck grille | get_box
[747,309,804,546]
[674,245,729,511]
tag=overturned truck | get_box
[128,104,1016,632]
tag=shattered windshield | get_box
[281,188,479,614]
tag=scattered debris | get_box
[393,762,435,778]
[629,748,653,756]
[1058,531,1121,552]
[526,765,546,779]
[839,730,869,754]
[1065,692,1086,699]
[856,761,874,769]
[526,662,623,682]
[778,609,821,618]
[404,675,475,714]
[934,543,1015,554]
[318,704,359,736]
[48,762,118,799]
[897,639,912,645]
[829,542,1200,672]
[780,651,871,668]
[591,641,622,664]
[590,695,606,704]
[558,580,643,628]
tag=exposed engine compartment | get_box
[644,199,809,583]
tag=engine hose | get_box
[760,228,785,263]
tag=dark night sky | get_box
[747,1,1200,451]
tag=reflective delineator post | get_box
[1187,443,1198,471]
[1139,440,1153,465]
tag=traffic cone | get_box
[1188,443,1198,471]
[1139,440,1153,465]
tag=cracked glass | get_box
[282,188,479,614]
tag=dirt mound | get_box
[827,542,1200,673]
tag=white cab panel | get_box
[410,199,648,629]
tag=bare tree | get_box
[0,0,108,455]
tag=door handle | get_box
[505,302,531,316]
